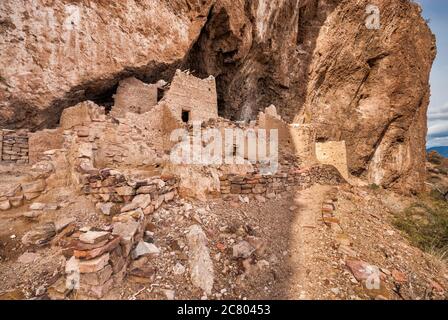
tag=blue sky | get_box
[418,0,448,148]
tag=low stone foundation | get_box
[220,165,345,198]
[81,169,178,207]
[0,129,29,164]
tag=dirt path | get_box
[284,184,331,299]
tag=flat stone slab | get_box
[78,253,110,273]
[131,241,160,259]
[74,236,120,260]
[79,231,110,244]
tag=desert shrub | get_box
[427,151,443,165]
[393,198,448,259]
[369,183,380,190]
[429,189,446,201]
[438,167,448,176]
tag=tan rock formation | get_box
[0,0,214,129]
[186,0,338,121]
[0,0,436,193]
[298,0,436,193]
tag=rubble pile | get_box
[47,171,179,299]
[0,179,48,211]
[48,229,122,299]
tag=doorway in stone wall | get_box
[182,110,190,123]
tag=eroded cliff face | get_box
[186,0,338,121]
[0,0,436,193]
[299,0,436,193]
[0,0,214,129]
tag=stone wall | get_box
[164,70,218,123]
[257,107,319,166]
[257,105,293,155]
[81,169,178,208]
[111,77,158,117]
[289,124,318,166]
[316,141,350,181]
[28,129,64,164]
[60,101,106,130]
[220,165,345,198]
[0,129,29,164]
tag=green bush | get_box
[393,198,448,259]
[369,183,380,190]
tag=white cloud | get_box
[428,102,448,120]
[428,122,448,138]
[427,136,448,148]
[427,102,448,147]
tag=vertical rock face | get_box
[0,0,214,129]
[186,0,339,121]
[299,0,436,193]
[0,0,436,193]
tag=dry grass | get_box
[393,195,448,261]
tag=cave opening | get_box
[157,88,165,102]
[86,83,119,114]
[42,63,180,131]
[180,5,240,122]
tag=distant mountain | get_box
[427,146,448,158]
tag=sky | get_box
[417,0,448,148]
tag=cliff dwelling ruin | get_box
[1,0,445,303]
[0,69,349,299]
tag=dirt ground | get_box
[0,179,447,300]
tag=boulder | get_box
[0,183,21,198]
[232,241,255,259]
[17,252,40,264]
[97,202,121,216]
[29,203,46,211]
[54,217,76,233]
[0,200,11,211]
[9,195,23,208]
[22,179,46,194]
[186,225,214,295]
[131,241,160,260]
[23,211,41,219]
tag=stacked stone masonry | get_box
[81,169,179,207]
[164,70,218,123]
[0,129,29,164]
[49,169,179,299]
[220,165,345,198]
